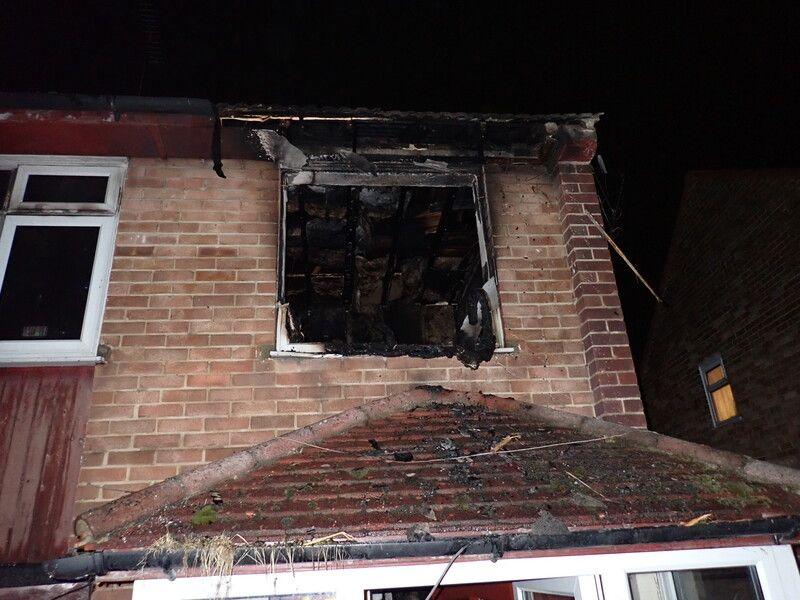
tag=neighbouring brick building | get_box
[639,170,800,467]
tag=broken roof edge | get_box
[218,103,602,126]
[74,386,800,546]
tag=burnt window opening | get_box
[277,172,503,367]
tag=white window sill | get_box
[268,347,517,359]
[0,355,106,367]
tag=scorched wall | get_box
[76,157,642,515]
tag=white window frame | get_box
[0,155,125,365]
[131,544,800,600]
[514,575,599,599]
[274,168,507,357]
[7,164,122,213]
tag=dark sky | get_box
[2,1,798,362]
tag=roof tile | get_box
[102,398,800,549]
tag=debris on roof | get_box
[76,388,800,551]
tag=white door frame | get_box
[132,544,800,600]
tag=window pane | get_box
[629,567,760,600]
[22,174,108,204]
[0,225,99,340]
[712,384,737,421]
[705,365,725,386]
[673,567,761,600]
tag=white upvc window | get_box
[132,544,800,600]
[0,155,125,365]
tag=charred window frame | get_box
[275,167,505,362]
[0,155,125,365]
[699,353,740,427]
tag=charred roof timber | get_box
[219,105,600,163]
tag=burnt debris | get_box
[455,287,497,369]
[282,182,495,366]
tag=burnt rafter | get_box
[416,189,456,303]
[221,105,600,162]
[380,191,410,306]
[297,191,313,298]
[342,188,361,350]
[455,245,481,305]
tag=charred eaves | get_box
[221,104,600,161]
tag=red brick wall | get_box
[640,170,800,467]
[75,158,640,514]
[555,162,644,426]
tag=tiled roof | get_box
[89,389,800,550]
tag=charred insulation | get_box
[281,182,495,365]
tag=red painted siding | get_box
[0,367,94,563]
[437,581,514,600]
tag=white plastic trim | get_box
[8,163,123,213]
[268,347,517,359]
[0,154,128,169]
[132,545,800,600]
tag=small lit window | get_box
[0,156,125,364]
[699,353,738,425]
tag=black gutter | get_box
[0,516,787,587]
[0,92,213,116]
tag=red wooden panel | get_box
[0,110,256,159]
[437,582,515,600]
[0,366,93,563]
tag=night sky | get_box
[2,1,798,364]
